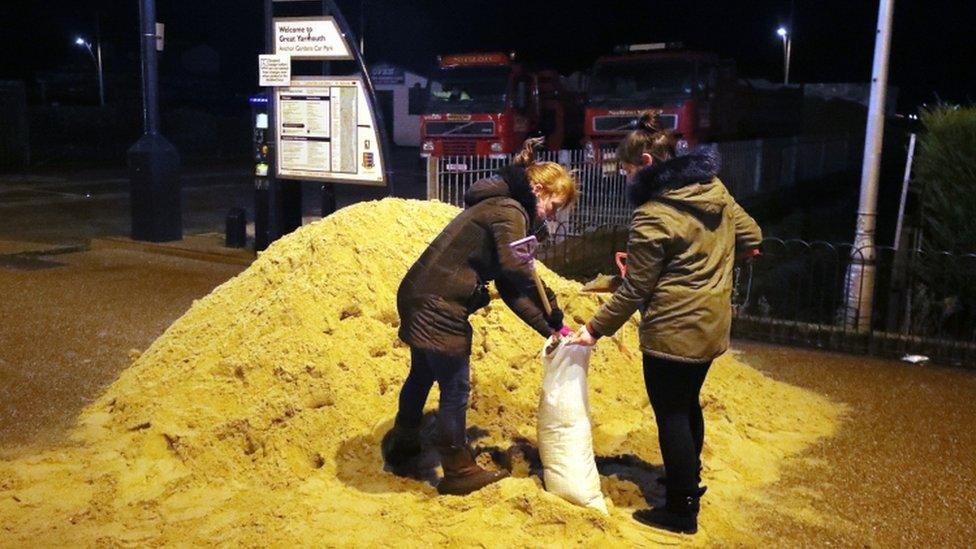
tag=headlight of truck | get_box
[490,142,503,153]
[422,141,434,152]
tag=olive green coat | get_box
[589,151,762,362]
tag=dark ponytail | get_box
[616,110,677,166]
[513,136,546,166]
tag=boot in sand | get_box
[436,445,509,495]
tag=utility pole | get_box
[845,0,896,331]
[127,0,182,242]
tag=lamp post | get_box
[127,0,182,242]
[74,36,105,106]
[777,27,792,85]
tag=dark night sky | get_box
[2,0,974,110]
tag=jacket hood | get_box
[464,164,538,224]
[627,147,726,216]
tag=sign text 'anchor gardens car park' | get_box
[273,17,353,60]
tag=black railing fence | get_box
[537,226,976,367]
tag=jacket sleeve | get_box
[489,205,561,337]
[496,277,558,337]
[589,211,671,338]
[729,197,763,258]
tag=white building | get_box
[369,63,432,147]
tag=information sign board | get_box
[275,77,385,185]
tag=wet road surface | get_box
[739,341,976,547]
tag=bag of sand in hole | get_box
[537,339,608,513]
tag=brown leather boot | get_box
[436,445,509,495]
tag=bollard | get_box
[225,208,247,248]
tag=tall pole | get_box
[783,34,793,84]
[95,43,105,106]
[893,132,917,251]
[95,13,105,106]
[777,28,792,85]
[128,0,181,242]
[138,0,160,134]
[845,0,895,331]
[780,34,793,85]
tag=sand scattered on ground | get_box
[0,198,844,546]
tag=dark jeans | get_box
[395,347,471,448]
[643,354,712,494]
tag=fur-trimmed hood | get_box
[464,164,538,224]
[627,148,725,216]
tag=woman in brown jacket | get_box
[571,113,762,533]
[384,141,579,496]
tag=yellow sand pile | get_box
[0,199,844,546]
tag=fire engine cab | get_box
[582,42,737,164]
[420,52,581,158]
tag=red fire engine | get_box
[582,43,737,164]
[420,52,581,158]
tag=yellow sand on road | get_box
[0,198,844,546]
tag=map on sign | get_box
[276,77,385,185]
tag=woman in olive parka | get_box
[572,112,762,534]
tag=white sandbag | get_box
[537,339,608,514]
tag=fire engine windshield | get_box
[589,60,694,104]
[426,67,509,113]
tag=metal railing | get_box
[528,226,976,367]
[426,149,633,231]
[426,135,858,234]
[734,239,976,366]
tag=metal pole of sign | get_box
[359,0,365,54]
[323,0,395,196]
[255,0,281,251]
[319,0,337,218]
[845,0,895,332]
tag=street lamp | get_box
[776,27,792,85]
[74,35,105,106]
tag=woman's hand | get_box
[568,325,598,347]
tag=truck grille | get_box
[425,121,495,136]
[442,140,478,156]
[593,114,678,133]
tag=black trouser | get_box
[395,347,471,448]
[643,354,712,495]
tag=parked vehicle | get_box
[581,42,738,166]
[420,52,582,158]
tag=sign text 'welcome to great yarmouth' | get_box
[274,17,353,60]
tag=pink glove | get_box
[558,325,573,337]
